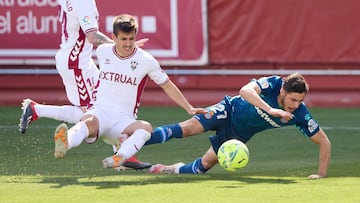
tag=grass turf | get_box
[0,106,359,202]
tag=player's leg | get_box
[149,146,218,174]
[35,104,85,123]
[102,120,152,168]
[54,114,98,158]
[102,133,152,170]
[19,99,85,133]
[145,117,205,145]
[146,98,228,145]
[19,99,39,133]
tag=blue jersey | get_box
[194,76,320,152]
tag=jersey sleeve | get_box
[144,52,169,85]
[293,104,320,137]
[254,76,282,93]
[72,0,99,34]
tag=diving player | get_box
[147,73,331,179]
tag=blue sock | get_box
[145,123,182,145]
[179,158,209,174]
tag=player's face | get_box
[112,31,136,57]
[280,90,306,113]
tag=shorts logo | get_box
[204,111,214,119]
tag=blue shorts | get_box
[193,96,247,153]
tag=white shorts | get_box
[56,58,99,107]
[84,106,136,144]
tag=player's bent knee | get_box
[180,118,203,136]
[135,128,151,141]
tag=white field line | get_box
[1,125,360,130]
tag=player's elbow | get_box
[86,31,98,45]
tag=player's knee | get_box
[201,158,216,169]
[135,128,152,141]
[180,118,203,136]
[140,120,153,132]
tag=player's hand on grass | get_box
[308,174,325,179]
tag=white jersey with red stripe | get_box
[94,44,169,117]
[55,0,100,106]
[56,0,98,69]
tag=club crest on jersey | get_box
[130,61,138,70]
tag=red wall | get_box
[208,0,360,64]
[1,0,359,107]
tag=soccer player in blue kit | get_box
[147,73,331,179]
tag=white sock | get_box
[67,122,89,149]
[117,129,150,159]
[34,104,84,123]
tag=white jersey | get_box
[55,0,100,106]
[95,44,169,117]
[56,0,99,70]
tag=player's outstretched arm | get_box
[308,128,331,179]
[240,81,294,121]
[160,80,206,115]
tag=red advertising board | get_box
[0,0,208,65]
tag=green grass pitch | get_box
[0,106,359,202]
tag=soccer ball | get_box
[217,139,249,172]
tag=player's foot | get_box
[54,123,68,158]
[19,99,38,133]
[149,162,185,174]
[102,154,126,168]
[116,156,152,171]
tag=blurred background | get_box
[1,0,359,107]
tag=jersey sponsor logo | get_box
[99,71,138,86]
[255,106,281,128]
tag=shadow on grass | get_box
[37,173,297,189]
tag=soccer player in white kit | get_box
[19,0,150,169]
[53,14,206,168]
[20,0,146,130]
[19,0,113,131]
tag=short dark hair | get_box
[113,14,138,36]
[283,73,309,94]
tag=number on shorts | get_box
[207,104,227,119]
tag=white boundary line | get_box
[1,69,360,75]
[1,125,360,130]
